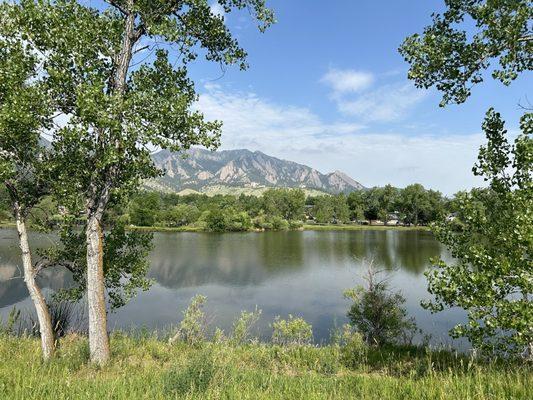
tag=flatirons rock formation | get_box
[149,148,364,194]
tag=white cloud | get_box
[337,83,428,122]
[321,67,428,122]
[196,85,486,195]
[321,68,374,96]
[197,84,364,148]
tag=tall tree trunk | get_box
[14,205,55,360]
[86,214,109,365]
[84,0,139,364]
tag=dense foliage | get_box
[124,185,446,230]
[0,184,450,231]
[399,0,532,106]
[401,0,532,360]
[1,0,274,363]
[425,110,532,358]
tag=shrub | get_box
[272,315,313,346]
[163,204,200,227]
[270,216,289,231]
[337,324,368,369]
[226,211,252,232]
[344,263,418,347]
[288,219,303,230]
[231,308,262,345]
[169,295,208,346]
[48,301,83,338]
[205,210,227,232]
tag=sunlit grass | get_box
[0,333,530,399]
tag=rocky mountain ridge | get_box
[149,148,364,194]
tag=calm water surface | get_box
[0,229,466,346]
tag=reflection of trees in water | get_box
[394,231,443,274]
[147,231,443,291]
[0,229,73,308]
[0,267,73,308]
[258,231,303,271]
[1,229,446,308]
[322,230,442,274]
[298,230,441,274]
[148,232,304,289]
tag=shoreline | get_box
[0,222,430,233]
[128,224,431,233]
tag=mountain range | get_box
[148,148,364,195]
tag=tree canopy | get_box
[399,0,532,106]
[426,109,532,357]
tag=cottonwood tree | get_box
[401,0,532,357]
[5,0,273,364]
[399,184,429,226]
[0,31,55,359]
[427,110,532,357]
[399,0,532,106]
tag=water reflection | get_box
[0,229,464,346]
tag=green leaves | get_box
[399,0,532,106]
[426,111,532,357]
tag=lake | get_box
[0,228,466,346]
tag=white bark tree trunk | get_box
[86,215,110,365]
[15,206,55,360]
[84,0,139,364]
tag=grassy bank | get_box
[0,334,530,399]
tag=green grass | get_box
[0,334,530,399]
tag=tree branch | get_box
[105,0,128,16]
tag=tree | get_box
[426,110,532,357]
[312,196,334,224]
[347,190,365,222]
[399,184,428,226]
[401,0,532,357]
[421,189,445,224]
[129,192,161,226]
[332,193,350,223]
[377,184,398,225]
[284,189,306,221]
[263,188,305,221]
[6,0,273,364]
[363,188,380,222]
[399,0,532,106]
[0,29,56,359]
[163,204,201,227]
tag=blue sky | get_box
[179,0,530,194]
[78,0,529,194]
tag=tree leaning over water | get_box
[4,0,273,364]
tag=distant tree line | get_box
[106,184,449,231]
[0,183,457,232]
[0,184,451,232]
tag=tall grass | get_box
[0,333,530,400]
